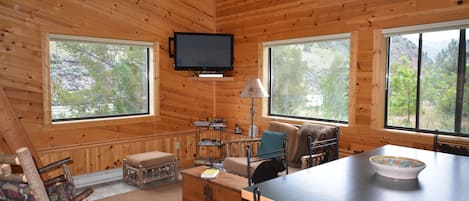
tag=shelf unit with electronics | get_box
[193,120,227,166]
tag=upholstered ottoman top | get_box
[125,151,176,168]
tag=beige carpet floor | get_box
[96,181,181,201]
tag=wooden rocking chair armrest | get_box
[44,175,66,187]
[0,153,20,164]
[38,157,73,174]
[71,187,94,201]
[0,174,27,183]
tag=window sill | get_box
[263,115,349,128]
[377,128,469,140]
[376,128,432,136]
[44,114,159,130]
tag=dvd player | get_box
[198,73,224,78]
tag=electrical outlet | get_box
[175,142,180,149]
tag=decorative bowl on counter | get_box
[369,155,426,179]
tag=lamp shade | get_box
[240,78,269,98]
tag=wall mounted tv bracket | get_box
[168,37,175,58]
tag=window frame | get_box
[43,33,159,127]
[263,33,351,124]
[383,21,469,137]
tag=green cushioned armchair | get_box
[223,130,288,185]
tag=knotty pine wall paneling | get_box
[0,0,217,175]
[3,0,469,176]
[215,0,469,153]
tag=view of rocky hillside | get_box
[49,40,149,120]
[50,49,94,92]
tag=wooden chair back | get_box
[222,138,261,157]
[0,147,50,201]
[0,147,93,201]
[307,127,340,168]
[433,130,469,156]
[246,133,288,186]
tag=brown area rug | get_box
[96,181,181,201]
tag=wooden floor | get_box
[79,180,138,201]
[73,162,312,200]
[74,168,122,189]
[74,168,182,200]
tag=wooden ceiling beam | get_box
[0,87,41,167]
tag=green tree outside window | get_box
[49,37,150,121]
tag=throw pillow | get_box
[268,121,299,164]
[257,130,286,159]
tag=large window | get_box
[385,26,468,135]
[266,34,350,123]
[48,34,153,122]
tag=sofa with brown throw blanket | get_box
[269,121,340,168]
[294,122,340,166]
[222,121,340,178]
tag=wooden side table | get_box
[182,166,247,201]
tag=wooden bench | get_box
[123,151,178,187]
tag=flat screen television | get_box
[170,32,233,71]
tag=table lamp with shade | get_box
[240,78,269,138]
